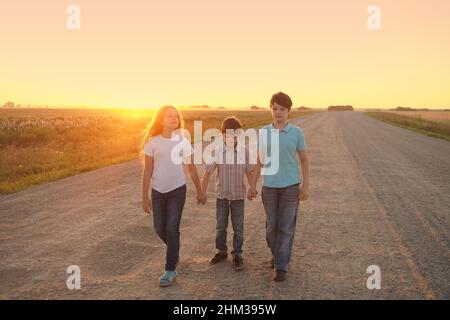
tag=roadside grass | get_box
[365,112,450,142]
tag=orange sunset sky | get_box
[1,0,450,109]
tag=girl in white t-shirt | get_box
[141,106,205,287]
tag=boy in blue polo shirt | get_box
[248,91,310,282]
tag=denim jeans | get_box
[151,184,187,271]
[216,198,245,256]
[261,183,300,271]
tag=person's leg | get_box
[215,198,230,253]
[164,184,187,272]
[151,188,167,244]
[230,199,245,270]
[261,186,279,257]
[274,184,300,272]
[230,199,245,257]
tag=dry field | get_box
[386,111,450,124]
[366,111,450,142]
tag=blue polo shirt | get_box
[258,122,307,188]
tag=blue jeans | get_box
[151,184,187,271]
[261,183,300,272]
[216,198,245,256]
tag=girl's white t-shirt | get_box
[144,134,194,193]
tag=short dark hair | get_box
[221,116,242,133]
[270,92,293,111]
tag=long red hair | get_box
[141,105,184,150]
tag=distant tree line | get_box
[328,105,354,111]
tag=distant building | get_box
[328,105,354,111]
[3,101,14,108]
[393,106,414,111]
[393,106,429,111]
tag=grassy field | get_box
[0,108,316,194]
[385,111,450,124]
[365,111,450,142]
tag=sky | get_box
[1,0,450,109]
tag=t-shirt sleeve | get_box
[297,128,307,151]
[143,140,154,156]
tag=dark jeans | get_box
[216,198,245,256]
[261,183,300,272]
[151,184,187,271]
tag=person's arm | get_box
[245,170,253,187]
[201,170,211,203]
[247,157,262,200]
[182,138,206,204]
[142,155,153,213]
[298,150,309,201]
[185,163,206,204]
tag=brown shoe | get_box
[210,251,228,264]
[233,255,244,271]
[272,269,287,282]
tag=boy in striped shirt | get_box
[201,116,253,271]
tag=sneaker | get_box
[210,251,228,264]
[272,269,287,282]
[233,255,244,271]
[159,270,177,287]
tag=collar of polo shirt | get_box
[269,122,291,133]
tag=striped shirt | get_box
[206,144,252,200]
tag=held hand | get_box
[299,185,309,201]
[202,193,207,204]
[246,188,252,200]
[251,187,258,199]
[197,192,207,205]
[142,197,152,214]
[247,187,258,200]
